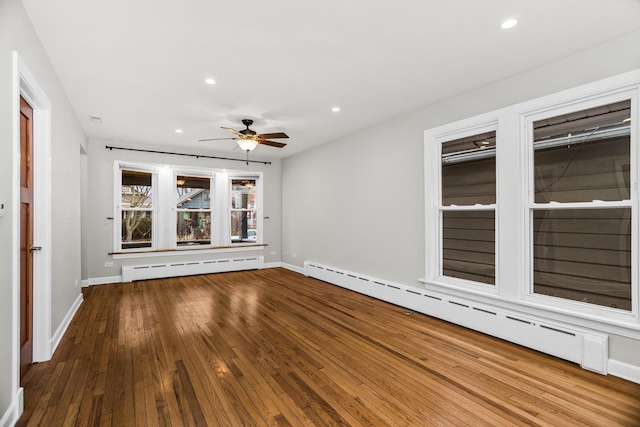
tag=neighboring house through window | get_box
[114,162,262,252]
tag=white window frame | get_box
[425,118,500,295]
[173,171,215,249]
[114,163,158,253]
[522,90,638,321]
[228,173,263,246]
[424,69,640,339]
[113,162,264,254]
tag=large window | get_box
[176,175,212,246]
[231,179,257,243]
[440,130,496,285]
[120,169,154,250]
[115,162,262,252]
[425,70,640,334]
[531,100,632,310]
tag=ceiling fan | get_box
[199,119,289,152]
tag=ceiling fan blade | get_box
[198,137,235,142]
[259,140,287,148]
[257,132,289,139]
[221,127,244,137]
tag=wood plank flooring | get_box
[17,268,640,426]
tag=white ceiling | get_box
[21,0,640,159]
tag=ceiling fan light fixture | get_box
[237,138,259,151]
[501,18,518,29]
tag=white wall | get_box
[83,138,282,282]
[282,30,640,367]
[0,0,85,422]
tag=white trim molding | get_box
[0,387,22,427]
[283,262,305,275]
[609,359,640,384]
[82,276,124,287]
[11,51,54,423]
[50,293,83,354]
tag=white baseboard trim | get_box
[260,261,282,269]
[0,387,22,427]
[50,292,83,355]
[282,262,305,275]
[608,359,640,384]
[304,261,619,376]
[83,275,122,287]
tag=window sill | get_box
[111,244,266,260]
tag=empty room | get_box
[2,0,640,425]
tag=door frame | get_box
[12,52,52,398]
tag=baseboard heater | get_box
[304,261,608,374]
[121,256,262,282]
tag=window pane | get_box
[231,211,257,243]
[177,211,211,246]
[231,179,256,209]
[121,210,152,249]
[533,208,631,310]
[533,100,630,203]
[442,131,496,205]
[176,176,211,209]
[122,170,153,207]
[442,210,495,285]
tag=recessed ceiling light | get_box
[331,106,341,112]
[175,129,183,133]
[623,117,632,122]
[205,78,216,85]
[481,141,490,145]
[501,18,518,30]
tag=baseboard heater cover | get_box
[122,256,262,282]
[304,261,609,374]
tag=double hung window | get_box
[230,178,258,243]
[115,162,263,252]
[120,169,154,250]
[529,100,632,311]
[439,130,496,286]
[176,175,212,246]
[426,70,640,332]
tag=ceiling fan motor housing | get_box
[240,119,256,136]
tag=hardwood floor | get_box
[17,268,640,426]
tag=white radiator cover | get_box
[304,261,609,374]
[121,256,262,282]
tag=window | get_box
[176,175,212,246]
[425,70,640,335]
[440,130,496,285]
[114,162,263,252]
[120,169,154,250]
[230,179,258,243]
[530,100,632,310]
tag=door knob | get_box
[29,245,42,252]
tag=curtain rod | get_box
[104,145,272,165]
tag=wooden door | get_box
[20,96,34,379]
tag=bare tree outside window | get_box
[121,170,153,249]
